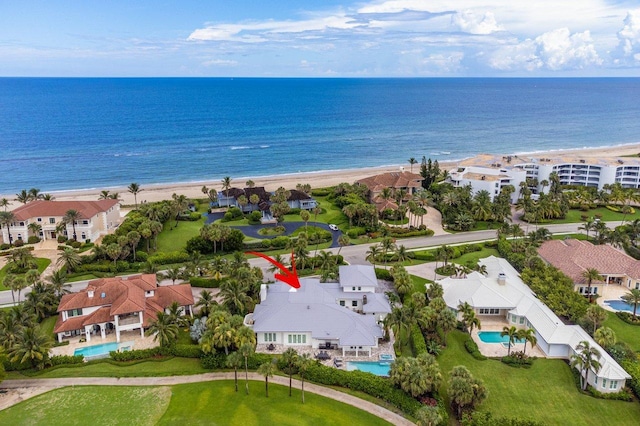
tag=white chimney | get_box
[498,272,506,285]
[88,290,94,298]
[260,284,268,302]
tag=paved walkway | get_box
[0,373,413,425]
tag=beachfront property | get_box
[244,265,391,357]
[355,171,424,211]
[1,199,120,244]
[447,165,526,203]
[538,239,640,296]
[453,153,640,194]
[53,274,194,344]
[439,256,630,392]
[216,186,317,213]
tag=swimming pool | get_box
[604,299,635,313]
[73,341,132,359]
[478,331,525,344]
[346,361,391,376]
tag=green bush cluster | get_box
[189,277,222,288]
[170,344,203,358]
[410,325,427,355]
[463,337,487,361]
[50,355,85,366]
[587,387,633,401]
[200,351,274,370]
[109,347,169,361]
[386,228,434,238]
[27,236,41,244]
[346,227,366,239]
[500,352,534,368]
[262,236,291,249]
[374,268,393,281]
[147,251,191,265]
[615,311,640,325]
[303,363,423,416]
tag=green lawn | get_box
[0,382,391,426]
[6,357,207,379]
[602,311,640,352]
[155,217,205,253]
[438,331,640,425]
[410,274,432,295]
[545,206,640,224]
[39,316,57,338]
[0,257,52,291]
[454,248,499,267]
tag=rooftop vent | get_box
[498,272,506,285]
[101,292,106,298]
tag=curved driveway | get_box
[0,373,412,425]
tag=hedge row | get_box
[615,311,640,326]
[410,325,427,355]
[303,363,422,416]
[50,355,85,366]
[108,344,203,361]
[464,337,487,361]
[147,251,191,265]
[190,277,223,288]
[200,351,275,370]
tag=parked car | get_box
[328,224,339,231]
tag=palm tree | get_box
[212,322,235,355]
[297,353,314,404]
[501,325,518,356]
[221,176,232,200]
[15,189,30,204]
[415,406,443,426]
[622,288,640,318]
[161,266,184,285]
[0,211,16,245]
[258,359,277,397]
[128,183,142,209]
[239,343,254,395]
[0,198,10,211]
[147,311,179,347]
[337,234,350,256]
[226,351,243,392]
[570,340,602,391]
[517,328,537,355]
[195,290,216,317]
[62,209,82,240]
[281,347,299,397]
[584,305,607,335]
[219,280,252,316]
[581,268,603,303]
[594,327,616,349]
[27,222,41,240]
[365,245,381,267]
[46,269,70,298]
[56,247,81,273]
[408,157,418,173]
[9,325,53,370]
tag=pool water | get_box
[478,331,525,344]
[73,341,132,359]
[604,299,635,313]
[346,361,391,376]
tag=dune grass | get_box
[438,331,640,425]
[0,382,391,426]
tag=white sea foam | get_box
[230,146,250,150]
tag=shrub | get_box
[374,268,392,281]
[201,352,227,369]
[622,360,640,399]
[414,251,436,261]
[248,211,262,223]
[57,236,68,243]
[587,387,633,401]
[288,208,301,215]
[501,351,534,368]
[270,236,291,249]
[135,251,148,262]
[410,325,427,355]
[616,311,640,325]
[189,277,222,288]
[185,236,215,254]
[13,239,24,247]
[303,363,422,416]
[50,355,85,366]
[464,337,487,361]
[346,227,366,238]
[171,344,203,358]
[147,251,190,265]
[109,347,168,361]
[27,236,41,244]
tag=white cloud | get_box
[615,9,640,63]
[202,59,237,67]
[452,10,503,35]
[489,28,602,71]
[422,52,465,72]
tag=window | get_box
[595,376,598,385]
[352,287,356,291]
[339,300,345,306]
[602,379,607,389]
[287,334,306,344]
[519,317,525,325]
[37,218,42,222]
[82,220,89,225]
[357,286,361,291]
[49,218,55,224]
[264,333,276,342]
[479,308,500,315]
[81,233,86,240]
[68,308,83,317]
[610,380,617,390]
[352,301,358,307]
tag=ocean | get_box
[1,77,639,194]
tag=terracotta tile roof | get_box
[538,239,640,283]
[374,198,399,212]
[81,306,113,326]
[151,285,195,308]
[54,314,86,333]
[356,171,423,193]
[11,199,118,221]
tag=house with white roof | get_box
[439,256,630,393]
[244,265,391,356]
[447,165,526,203]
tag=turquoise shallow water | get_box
[73,342,119,357]
[1,77,639,193]
[478,331,526,344]
[346,360,391,376]
[604,299,635,313]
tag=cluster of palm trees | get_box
[146,302,191,347]
[13,188,54,204]
[432,184,512,231]
[389,352,442,398]
[365,237,411,269]
[377,187,430,228]
[500,326,537,356]
[570,340,602,391]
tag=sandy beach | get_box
[2,143,640,209]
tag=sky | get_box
[1,0,640,77]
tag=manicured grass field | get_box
[0,257,52,291]
[155,217,205,253]
[160,381,390,425]
[602,311,640,352]
[0,386,171,426]
[39,316,57,338]
[547,206,640,224]
[6,357,207,379]
[0,382,391,426]
[410,274,432,295]
[454,248,499,267]
[438,331,640,425]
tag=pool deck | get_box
[470,317,546,358]
[50,330,160,358]
[597,284,631,312]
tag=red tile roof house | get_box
[54,274,194,344]
[538,239,640,297]
[1,199,120,244]
[355,171,424,212]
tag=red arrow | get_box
[246,251,300,289]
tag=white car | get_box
[328,224,339,231]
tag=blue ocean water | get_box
[1,78,639,193]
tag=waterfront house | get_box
[538,239,640,296]
[244,265,391,356]
[355,171,424,207]
[217,186,317,213]
[1,199,120,244]
[54,274,194,344]
[439,256,630,393]
[447,165,526,203]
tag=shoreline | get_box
[3,142,640,208]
